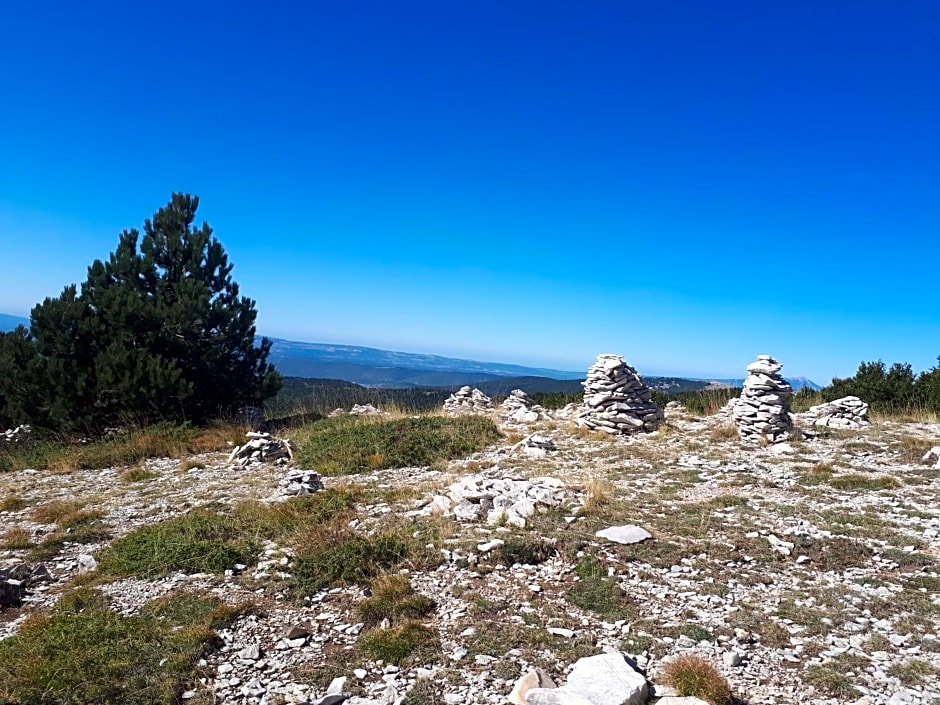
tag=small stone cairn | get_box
[227,432,295,467]
[800,396,871,429]
[575,354,663,434]
[442,386,494,415]
[732,355,794,443]
[279,468,324,496]
[500,389,551,423]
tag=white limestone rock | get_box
[509,668,557,705]
[595,525,652,545]
[526,652,647,705]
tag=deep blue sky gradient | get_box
[1,1,937,381]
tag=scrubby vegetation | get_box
[0,588,247,705]
[0,422,243,473]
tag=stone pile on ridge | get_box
[442,386,494,415]
[227,432,295,466]
[799,395,871,429]
[500,389,551,423]
[732,355,794,443]
[575,354,663,434]
[1,425,31,444]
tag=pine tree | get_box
[19,194,281,432]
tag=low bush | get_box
[293,415,500,475]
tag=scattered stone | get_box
[422,474,578,527]
[512,433,558,457]
[595,525,652,545]
[731,355,794,444]
[800,396,871,429]
[575,354,663,434]
[0,563,52,608]
[443,386,494,415]
[227,432,295,466]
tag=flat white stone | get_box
[596,525,652,545]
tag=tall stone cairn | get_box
[575,354,663,434]
[732,354,794,443]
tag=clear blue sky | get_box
[1,1,937,383]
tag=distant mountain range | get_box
[0,313,29,331]
[0,312,820,391]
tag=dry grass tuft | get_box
[660,653,732,704]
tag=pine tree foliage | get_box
[0,194,281,432]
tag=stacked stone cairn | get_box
[800,396,871,429]
[732,355,794,443]
[442,386,494,415]
[575,354,663,434]
[227,432,295,467]
[500,389,551,423]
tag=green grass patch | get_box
[566,555,636,619]
[96,490,358,578]
[291,522,415,596]
[0,587,246,705]
[356,574,436,626]
[358,620,440,666]
[886,658,939,686]
[293,415,500,475]
[829,473,901,491]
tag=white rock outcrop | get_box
[443,386,494,416]
[732,355,794,443]
[800,396,871,429]
[575,354,663,434]
[525,652,648,705]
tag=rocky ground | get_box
[2,407,939,705]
